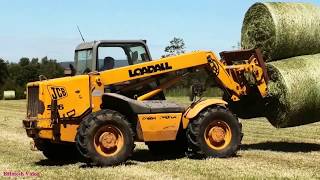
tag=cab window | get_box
[75,49,93,74]
[97,43,150,72]
[98,47,128,71]
[129,45,150,64]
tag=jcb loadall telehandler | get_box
[23,40,269,166]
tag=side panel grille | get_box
[27,86,39,118]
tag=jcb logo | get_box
[48,86,68,100]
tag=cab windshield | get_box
[75,49,93,74]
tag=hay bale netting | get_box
[3,91,15,100]
[241,2,320,61]
[265,54,320,128]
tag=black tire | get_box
[34,139,81,160]
[186,106,242,158]
[146,131,187,156]
[75,109,134,166]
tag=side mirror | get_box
[64,68,72,76]
[64,64,76,76]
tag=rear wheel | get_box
[76,109,134,166]
[186,106,242,158]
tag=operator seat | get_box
[102,57,115,70]
[131,51,139,63]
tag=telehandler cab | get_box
[23,40,268,166]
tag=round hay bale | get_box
[3,91,16,100]
[241,2,320,61]
[265,54,320,128]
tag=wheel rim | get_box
[94,124,124,157]
[204,120,232,150]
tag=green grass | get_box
[0,99,320,179]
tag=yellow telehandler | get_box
[23,40,268,166]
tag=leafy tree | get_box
[0,58,8,85]
[41,56,48,64]
[5,63,26,98]
[12,58,38,86]
[31,58,39,65]
[0,59,8,99]
[39,58,64,79]
[2,56,64,99]
[162,37,186,57]
[19,57,30,66]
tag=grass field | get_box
[0,98,320,179]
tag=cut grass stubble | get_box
[1,99,320,179]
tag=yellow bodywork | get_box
[184,99,228,119]
[29,75,91,120]
[38,124,78,142]
[182,99,228,129]
[27,75,91,142]
[24,50,268,143]
[137,113,182,141]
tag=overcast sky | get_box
[0,0,319,62]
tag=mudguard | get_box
[182,99,228,129]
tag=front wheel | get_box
[76,109,135,166]
[186,106,242,158]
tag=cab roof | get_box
[75,40,147,51]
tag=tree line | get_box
[0,57,64,99]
